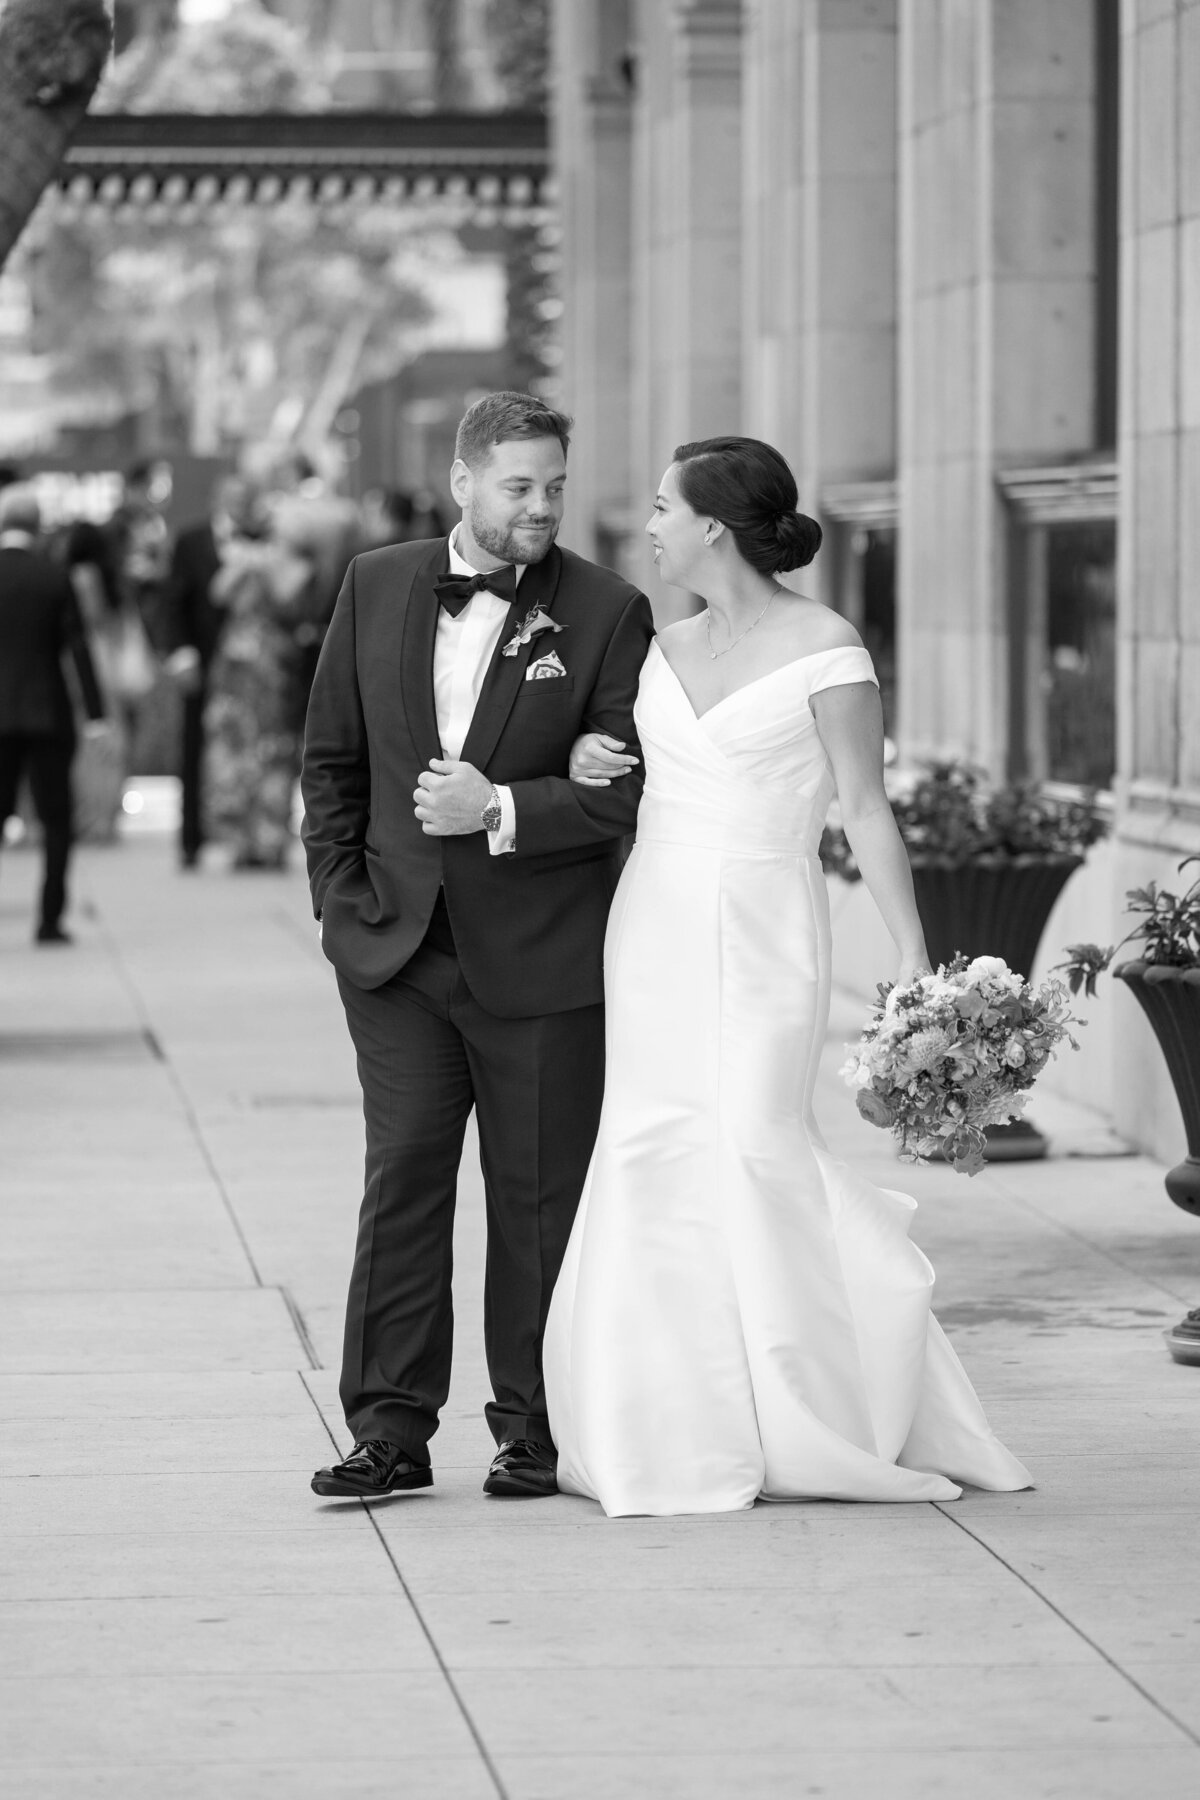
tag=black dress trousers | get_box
[336,933,605,1457]
[0,732,75,931]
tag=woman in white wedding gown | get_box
[543,436,1030,1518]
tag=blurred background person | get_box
[359,486,416,548]
[260,451,360,733]
[108,457,174,653]
[62,520,152,842]
[202,486,311,870]
[163,475,255,870]
[0,486,110,944]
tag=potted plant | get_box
[1057,860,1200,1365]
[823,761,1108,1159]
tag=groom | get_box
[303,392,653,1499]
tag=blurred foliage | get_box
[486,0,551,105]
[98,2,331,112]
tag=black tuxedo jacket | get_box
[0,545,103,738]
[301,536,655,1016]
[165,522,223,670]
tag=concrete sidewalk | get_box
[2,828,1200,1800]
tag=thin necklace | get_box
[705,587,778,659]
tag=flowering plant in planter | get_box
[821,760,1108,881]
[1056,858,1200,995]
[1057,860,1200,1362]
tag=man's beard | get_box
[469,500,558,566]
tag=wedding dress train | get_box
[543,641,1031,1517]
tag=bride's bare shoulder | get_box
[657,615,704,647]
[783,596,864,655]
[655,615,705,660]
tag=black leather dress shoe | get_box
[483,1438,558,1498]
[34,923,72,945]
[311,1439,432,1499]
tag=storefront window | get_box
[1043,522,1116,787]
[1002,464,1117,792]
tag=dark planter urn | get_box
[1114,962,1200,1365]
[909,855,1083,1162]
[1113,962,1200,1218]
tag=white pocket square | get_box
[525,651,567,680]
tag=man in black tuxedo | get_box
[303,393,654,1500]
[0,487,108,943]
[163,476,256,868]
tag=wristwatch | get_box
[480,785,503,833]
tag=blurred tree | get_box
[0,0,112,271]
[98,0,330,111]
[18,1,464,460]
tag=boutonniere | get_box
[500,604,566,658]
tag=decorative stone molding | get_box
[671,0,742,78]
[995,461,1118,525]
[60,110,549,205]
[821,480,899,529]
[1120,781,1200,858]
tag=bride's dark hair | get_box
[672,436,822,575]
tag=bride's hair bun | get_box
[672,435,822,576]
[773,510,822,573]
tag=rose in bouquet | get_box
[840,954,1079,1177]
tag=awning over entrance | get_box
[61,111,550,205]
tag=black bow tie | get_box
[432,566,517,616]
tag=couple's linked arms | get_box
[303,577,655,916]
[571,675,930,990]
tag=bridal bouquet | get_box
[841,955,1079,1177]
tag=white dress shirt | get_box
[434,526,519,854]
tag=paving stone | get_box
[0,1763,497,1800]
[457,1663,1182,1755]
[0,1290,303,1375]
[493,1747,1200,1800]
[0,1672,476,1764]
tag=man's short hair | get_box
[0,483,40,535]
[454,391,572,470]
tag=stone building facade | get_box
[551,0,1199,1159]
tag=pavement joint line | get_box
[87,889,266,1291]
[297,1370,511,1800]
[930,1500,1200,1748]
[279,1286,323,1370]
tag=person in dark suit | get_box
[303,392,655,1501]
[0,487,108,944]
[163,476,257,868]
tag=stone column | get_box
[1111,0,1200,1155]
[896,0,1099,767]
[626,0,743,616]
[551,0,634,564]
[742,0,898,605]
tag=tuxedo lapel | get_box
[399,539,449,769]
[460,546,562,773]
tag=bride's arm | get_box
[810,682,929,986]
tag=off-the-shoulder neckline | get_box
[650,638,873,724]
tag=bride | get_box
[542,435,1031,1517]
